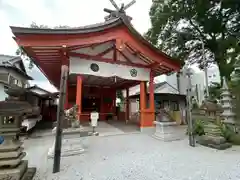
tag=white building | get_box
[191,66,220,105]
[0,54,32,101]
[128,65,221,106]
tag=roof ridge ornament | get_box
[104,0,136,21]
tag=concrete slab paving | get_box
[22,132,240,180]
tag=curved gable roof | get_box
[10,17,183,67]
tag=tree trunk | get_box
[216,58,232,86]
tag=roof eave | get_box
[120,16,184,68]
[10,18,123,35]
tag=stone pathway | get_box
[23,132,240,180]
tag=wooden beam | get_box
[113,46,117,61]
[68,52,149,68]
[125,44,151,65]
[116,49,133,63]
[117,81,140,90]
[123,33,181,70]
[68,41,113,51]
[97,45,114,57]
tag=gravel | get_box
[24,133,240,180]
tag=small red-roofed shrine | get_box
[10,2,182,131]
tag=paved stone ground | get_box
[23,132,240,180]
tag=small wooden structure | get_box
[198,100,223,118]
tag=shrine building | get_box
[10,12,182,132]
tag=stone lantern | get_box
[0,89,36,179]
[221,77,235,125]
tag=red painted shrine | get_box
[10,13,182,130]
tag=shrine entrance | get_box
[68,72,141,123]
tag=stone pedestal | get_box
[153,121,185,141]
[48,138,84,158]
[197,123,232,150]
[48,127,85,158]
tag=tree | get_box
[208,82,222,100]
[231,58,240,126]
[116,90,124,101]
[145,0,240,82]
[16,22,71,69]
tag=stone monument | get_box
[153,109,185,141]
[196,98,232,150]
[0,89,36,179]
[221,77,235,125]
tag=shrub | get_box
[220,124,240,145]
[186,119,205,136]
[220,124,235,141]
[194,119,205,136]
[229,134,240,145]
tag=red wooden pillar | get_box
[76,75,82,121]
[140,81,146,111]
[139,71,155,132]
[149,70,155,111]
[125,88,130,123]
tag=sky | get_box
[0,0,153,92]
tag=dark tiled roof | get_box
[154,82,167,90]
[27,85,59,96]
[0,54,33,80]
[10,18,122,35]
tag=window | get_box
[14,79,18,85]
[171,101,179,111]
[156,101,164,109]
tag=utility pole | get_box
[186,68,195,147]
[53,65,68,173]
[201,40,209,98]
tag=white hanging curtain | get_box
[69,57,150,81]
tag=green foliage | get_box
[220,123,240,145]
[186,119,205,136]
[231,59,240,126]
[193,119,205,136]
[220,123,235,141]
[116,90,124,101]
[229,134,240,145]
[146,0,240,81]
[208,82,221,100]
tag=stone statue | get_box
[64,105,80,128]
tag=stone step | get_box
[0,147,23,159]
[0,152,26,168]
[0,142,22,152]
[0,160,28,180]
